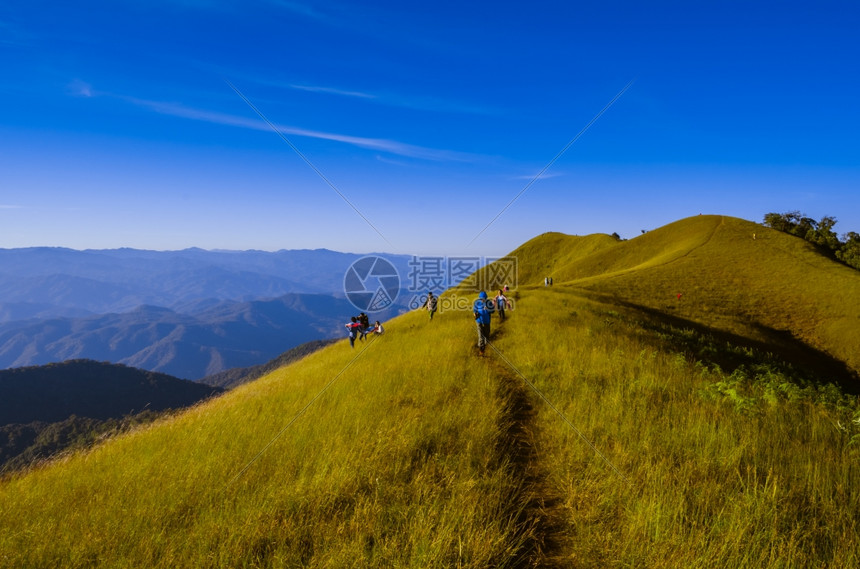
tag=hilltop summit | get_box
[503,215,860,380]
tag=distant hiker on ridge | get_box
[422,292,438,320]
[495,289,509,321]
[473,291,494,355]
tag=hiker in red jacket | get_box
[345,317,362,348]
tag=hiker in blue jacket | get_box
[473,291,494,355]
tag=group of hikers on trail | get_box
[421,288,510,355]
[344,287,510,354]
[472,288,509,355]
[344,312,384,348]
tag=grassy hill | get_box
[1,216,858,568]
[497,215,860,382]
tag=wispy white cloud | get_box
[182,58,502,117]
[236,73,502,116]
[375,155,411,167]
[513,171,564,180]
[67,79,94,97]
[289,84,376,100]
[381,92,502,116]
[286,81,501,116]
[110,92,477,162]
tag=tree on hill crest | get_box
[763,211,860,270]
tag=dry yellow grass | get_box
[1,215,857,567]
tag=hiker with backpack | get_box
[358,312,370,341]
[422,292,438,320]
[472,291,494,355]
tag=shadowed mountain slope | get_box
[0,360,222,473]
[0,359,221,425]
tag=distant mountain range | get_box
[0,293,403,380]
[0,247,414,318]
[0,248,416,378]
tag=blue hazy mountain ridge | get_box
[0,294,404,380]
[0,247,422,378]
[0,302,93,322]
[0,273,140,315]
[0,247,415,320]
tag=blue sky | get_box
[1,1,858,257]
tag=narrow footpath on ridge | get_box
[483,325,569,568]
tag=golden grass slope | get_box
[489,288,859,568]
[504,215,860,378]
[2,285,857,568]
[1,215,858,568]
[0,308,543,568]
